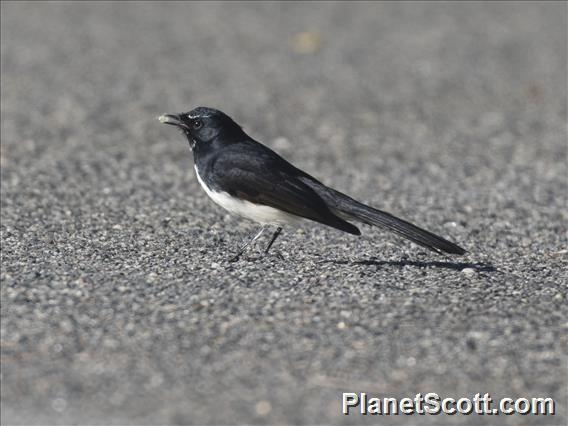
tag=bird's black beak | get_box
[158,113,189,131]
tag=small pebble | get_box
[51,398,67,412]
[255,400,272,416]
[292,31,322,54]
[461,268,476,276]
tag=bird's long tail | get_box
[303,180,466,255]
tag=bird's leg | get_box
[230,226,266,262]
[264,227,283,255]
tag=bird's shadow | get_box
[320,257,497,273]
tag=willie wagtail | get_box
[159,107,466,261]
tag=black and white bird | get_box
[159,107,466,261]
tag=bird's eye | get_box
[192,119,203,130]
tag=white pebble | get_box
[255,400,272,416]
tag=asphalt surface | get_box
[1,2,566,425]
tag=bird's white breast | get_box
[194,166,300,226]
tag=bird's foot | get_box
[228,251,245,262]
[260,248,285,261]
[228,250,285,263]
[268,251,285,261]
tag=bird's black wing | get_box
[209,144,360,235]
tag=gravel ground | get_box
[1,2,566,425]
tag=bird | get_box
[159,106,466,261]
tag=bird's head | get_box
[159,106,244,150]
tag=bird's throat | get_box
[186,135,197,150]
